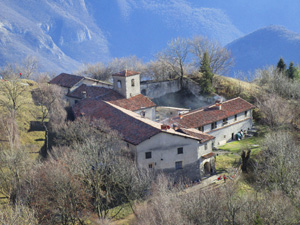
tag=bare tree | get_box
[255,93,295,127]
[254,66,300,99]
[0,56,38,79]
[0,79,27,118]
[255,131,300,196]
[77,55,146,81]
[0,203,38,224]
[0,147,33,200]
[19,157,90,224]
[77,62,111,81]
[49,118,152,219]
[0,79,28,147]
[31,84,66,155]
[145,59,175,81]
[16,56,39,79]
[156,38,189,82]
[189,36,233,75]
[135,174,185,225]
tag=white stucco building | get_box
[72,99,216,181]
[50,71,255,181]
[49,73,112,96]
[49,71,157,121]
[170,97,255,147]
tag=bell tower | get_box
[112,70,141,99]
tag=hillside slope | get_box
[0,0,109,73]
[226,26,300,76]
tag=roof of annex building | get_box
[49,73,83,88]
[171,97,255,128]
[72,99,212,145]
[49,73,112,88]
[67,84,156,111]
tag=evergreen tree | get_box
[199,51,214,93]
[276,57,287,74]
[286,62,300,79]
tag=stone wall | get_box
[182,78,201,96]
[140,79,181,98]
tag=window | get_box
[198,126,204,132]
[145,152,152,159]
[212,141,215,149]
[234,114,237,121]
[175,161,183,170]
[177,147,183,154]
[223,118,228,126]
[245,111,248,117]
[75,100,79,104]
[131,79,135,87]
[211,122,217,130]
[117,80,122,88]
[205,144,208,150]
[148,163,153,169]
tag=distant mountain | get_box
[226,26,300,76]
[1,0,300,75]
[89,0,243,60]
[0,0,110,74]
[0,0,244,74]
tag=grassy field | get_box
[0,79,45,156]
[218,136,262,156]
[215,129,264,175]
[213,75,260,101]
[215,153,240,173]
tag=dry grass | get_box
[0,79,44,157]
[213,75,260,101]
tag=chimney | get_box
[173,123,180,130]
[215,99,222,110]
[82,91,87,99]
[161,124,170,130]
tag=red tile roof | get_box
[49,73,84,88]
[67,84,115,99]
[177,128,215,143]
[109,94,156,111]
[67,84,156,111]
[112,70,140,77]
[202,152,216,159]
[72,99,161,145]
[72,99,210,145]
[172,97,255,128]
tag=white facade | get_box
[113,74,141,99]
[133,132,214,180]
[70,78,112,93]
[134,107,156,121]
[203,110,253,146]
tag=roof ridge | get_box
[105,102,202,141]
[182,97,243,118]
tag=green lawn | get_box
[215,154,240,173]
[218,136,262,156]
[108,203,133,221]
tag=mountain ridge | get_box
[226,25,300,76]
